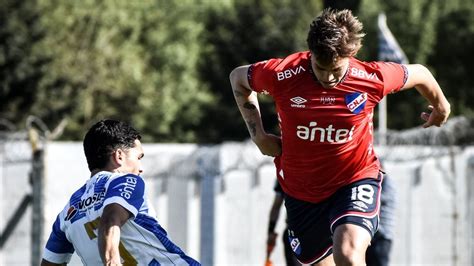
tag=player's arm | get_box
[42,216,74,265]
[401,64,451,128]
[229,65,281,156]
[40,259,66,266]
[98,203,132,266]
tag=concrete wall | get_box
[1,142,473,265]
[0,141,33,266]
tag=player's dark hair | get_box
[83,119,141,171]
[307,8,365,65]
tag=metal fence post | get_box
[29,128,45,266]
[197,146,220,265]
[468,154,474,266]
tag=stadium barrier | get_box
[1,140,473,265]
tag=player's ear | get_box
[112,148,125,166]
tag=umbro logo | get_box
[290,96,307,108]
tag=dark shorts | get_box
[284,173,383,264]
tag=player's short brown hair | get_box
[307,8,365,65]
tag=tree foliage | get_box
[370,0,474,129]
[8,0,214,141]
[0,0,48,127]
[329,0,474,129]
[429,6,474,118]
[1,0,472,141]
[197,0,322,142]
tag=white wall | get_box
[0,141,33,266]
[1,142,473,265]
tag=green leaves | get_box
[196,0,322,142]
[32,0,213,141]
[1,0,473,141]
[0,0,47,124]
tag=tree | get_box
[32,0,213,141]
[197,0,322,142]
[376,0,474,128]
[2,0,472,140]
[358,0,444,129]
[0,0,48,128]
[429,7,474,118]
[323,0,361,13]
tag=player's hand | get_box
[253,134,282,157]
[266,232,278,255]
[420,104,450,128]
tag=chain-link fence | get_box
[0,117,49,266]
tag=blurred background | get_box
[1,0,473,141]
[1,0,474,265]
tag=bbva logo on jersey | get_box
[277,65,306,81]
[350,67,379,80]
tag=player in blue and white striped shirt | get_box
[41,119,200,266]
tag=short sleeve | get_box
[248,58,282,95]
[43,216,74,264]
[103,174,145,217]
[377,62,408,96]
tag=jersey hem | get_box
[281,170,380,204]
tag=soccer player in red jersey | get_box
[229,8,450,266]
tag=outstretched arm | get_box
[401,64,451,128]
[98,203,131,266]
[229,65,281,156]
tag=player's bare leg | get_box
[313,254,335,266]
[332,224,371,266]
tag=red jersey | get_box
[248,51,407,203]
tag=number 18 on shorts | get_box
[284,174,383,264]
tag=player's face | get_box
[121,139,144,176]
[311,54,350,89]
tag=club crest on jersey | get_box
[345,92,367,114]
[289,236,302,255]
